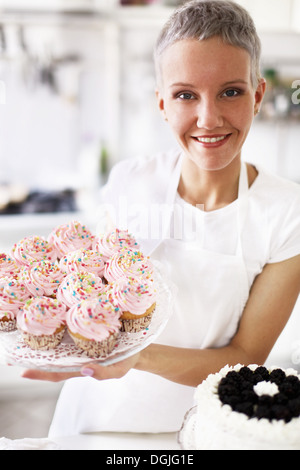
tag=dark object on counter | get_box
[0,189,77,215]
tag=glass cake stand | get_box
[177,406,197,450]
[0,262,174,372]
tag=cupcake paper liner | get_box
[120,311,154,333]
[20,327,66,351]
[68,329,119,358]
[0,319,17,332]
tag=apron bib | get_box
[154,161,249,349]
[49,162,250,437]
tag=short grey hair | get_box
[154,0,262,88]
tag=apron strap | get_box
[236,161,249,258]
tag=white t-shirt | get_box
[172,165,300,293]
[101,149,300,289]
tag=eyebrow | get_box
[222,79,249,86]
[170,79,249,88]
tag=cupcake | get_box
[109,275,156,332]
[12,236,58,266]
[0,305,18,332]
[66,296,121,358]
[48,220,94,258]
[0,277,31,331]
[59,249,105,278]
[0,253,20,279]
[57,271,104,308]
[93,228,140,262]
[104,248,154,284]
[17,296,67,350]
[21,260,65,298]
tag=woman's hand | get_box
[22,351,141,382]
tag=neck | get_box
[178,158,243,212]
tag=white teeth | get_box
[196,135,227,143]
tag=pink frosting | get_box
[93,229,140,262]
[48,220,94,258]
[12,236,58,266]
[57,271,105,308]
[0,296,16,320]
[0,277,31,319]
[104,249,154,283]
[109,276,156,316]
[59,249,105,277]
[66,296,121,341]
[0,253,20,278]
[21,260,65,297]
[17,296,66,336]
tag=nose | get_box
[196,98,224,130]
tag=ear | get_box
[254,78,266,114]
[155,88,168,121]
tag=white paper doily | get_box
[0,263,174,372]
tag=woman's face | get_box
[156,37,265,172]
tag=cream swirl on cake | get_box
[0,253,20,279]
[59,249,105,278]
[108,276,156,332]
[21,260,65,297]
[48,220,94,258]
[12,236,58,266]
[110,276,156,317]
[66,297,121,343]
[17,296,67,350]
[0,277,31,315]
[93,228,140,262]
[66,296,121,357]
[17,297,67,335]
[57,271,104,308]
[104,249,154,284]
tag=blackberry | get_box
[257,395,274,407]
[239,366,254,382]
[256,404,273,420]
[235,401,254,417]
[253,366,269,380]
[218,366,300,422]
[288,398,300,416]
[271,405,292,422]
[269,369,286,385]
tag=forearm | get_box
[134,342,253,387]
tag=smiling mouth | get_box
[192,134,231,145]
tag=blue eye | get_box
[223,89,239,97]
[178,92,195,100]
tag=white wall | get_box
[0,11,300,192]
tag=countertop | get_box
[52,432,181,451]
[0,432,182,451]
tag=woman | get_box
[24,0,300,436]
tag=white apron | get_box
[49,162,250,437]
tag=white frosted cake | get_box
[181,364,300,450]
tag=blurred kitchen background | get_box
[0,0,300,440]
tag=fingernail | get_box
[81,367,94,377]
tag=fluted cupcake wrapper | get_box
[68,329,119,358]
[120,309,155,333]
[0,319,17,332]
[20,326,66,350]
